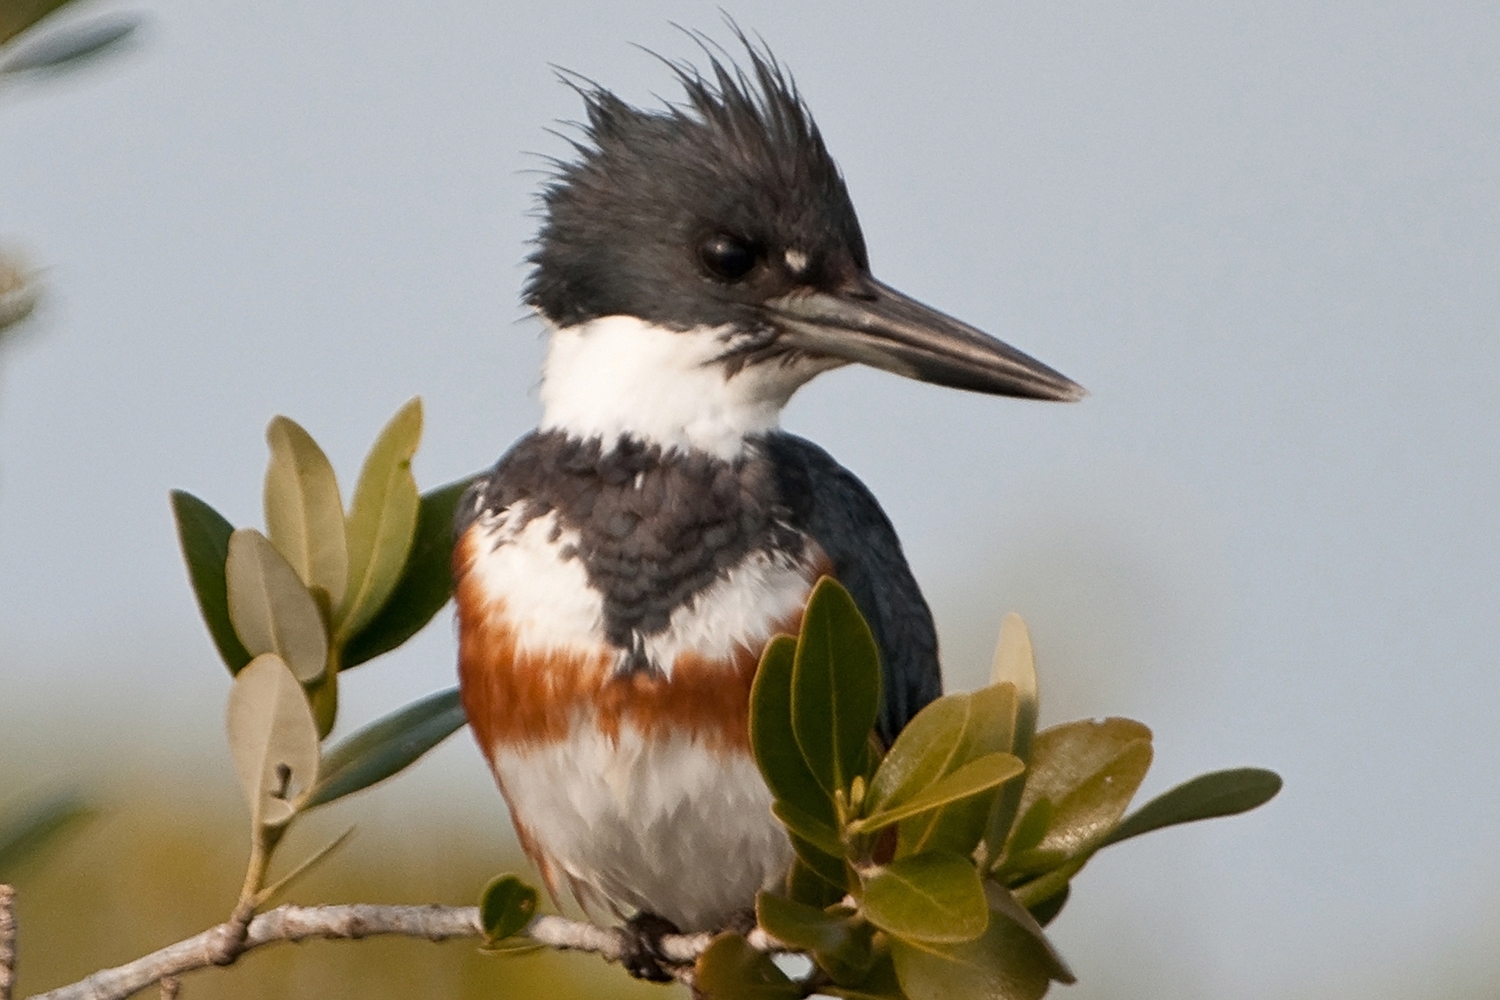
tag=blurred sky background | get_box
[2,1,1499,997]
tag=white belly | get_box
[492,723,794,931]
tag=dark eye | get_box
[698,233,759,282]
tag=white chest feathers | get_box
[464,507,817,676]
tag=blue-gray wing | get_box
[765,433,941,744]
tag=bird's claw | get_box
[620,911,682,982]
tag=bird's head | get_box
[526,36,1083,458]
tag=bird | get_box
[453,33,1083,981]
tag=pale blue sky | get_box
[3,2,1498,997]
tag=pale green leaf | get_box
[984,613,1038,865]
[859,753,1023,833]
[342,474,483,667]
[336,398,422,641]
[264,415,347,608]
[225,528,329,683]
[225,654,321,827]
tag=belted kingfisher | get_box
[454,36,1082,979]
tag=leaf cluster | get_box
[693,584,1282,1000]
[169,400,473,898]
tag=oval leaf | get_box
[225,654,321,827]
[870,684,1018,816]
[788,833,850,898]
[861,852,987,944]
[984,614,1038,864]
[226,528,329,683]
[772,799,843,858]
[1103,767,1283,847]
[170,490,252,673]
[305,687,466,807]
[889,883,1072,1000]
[755,892,851,955]
[791,577,882,797]
[694,932,801,1000]
[751,634,837,828]
[989,613,1037,760]
[1032,739,1152,858]
[336,398,422,641]
[264,415,348,609]
[1014,718,1152,821]
[480,874,539,941]
[859,753,1023,833]
[342,474,483,667]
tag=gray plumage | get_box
[458,430,940,743]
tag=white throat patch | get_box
[538,316,832,460]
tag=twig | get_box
[155,979,177,1000]
[1,885,16,1000]
[22,904,783,1000]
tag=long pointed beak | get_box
[766,276,1085,401]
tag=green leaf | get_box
[225,654,321,827]
[821,952,904,1000]
[694,932,801,1000]
[758,894,875,987]
[756,892,852,955]
[1005,798,1053,858]
[0,791,92,877]
[0,0,74,46]
[226,528,329,684]
[772,799,844,858]
[264,415,348,609]
[1008,719,1152,861]
[336,398,423,642]
[342,474,482,668]
[788,832,849,897]
[170,490,252,673]
[984,614,1038,865]
[305,661,339,740]
[791,577,882,797]
[859,753,1023,833]
[751,634,837,829]
[0,12,136,73]
[860,852,987,944]
[889,883,1072,1000]
[1103,767,1283,847]
[787,855,847,909]
[869,686,1015,814]
[479,874,539,941]
[1025,884,1069,928]
[304,687,466,808]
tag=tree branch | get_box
[1,885,16,1000]
[21,903,783,1000]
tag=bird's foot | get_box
[620,911,682,983]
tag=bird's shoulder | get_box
[762,432,941,743]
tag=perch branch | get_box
[22,903,783,1000]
